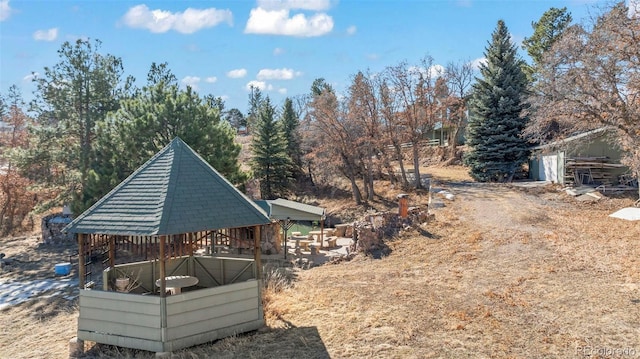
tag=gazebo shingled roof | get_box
[65,137,270,236]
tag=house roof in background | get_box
[65,137,270,235]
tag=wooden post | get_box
[254,225,261,279]
[78,233,85,289]
[320,218,324,249]
[398,194,409,218]
[109,235,115,269]
[159,235,166,298]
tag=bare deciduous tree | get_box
[444,60,474,161]
[306,86,364,205]
[384,56,444,189]
[347,71,379,201]
[526,3,640,198]
[0,86,37,234]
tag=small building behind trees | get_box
[529,127,630,187]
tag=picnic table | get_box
[155,275,199,295]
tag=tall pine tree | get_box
[464,20,530,182]
[251,98,292,199]
[280,98,302,178]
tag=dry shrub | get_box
[262,265,296,293]
[3,165,640,358]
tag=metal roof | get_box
[65,137,270,235]
[530,127,612,151]
[254,198,324,221]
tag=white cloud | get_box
[182,76,200,90]
[256,68,301,80]
[408,64,445,79]
[346,25,356,35]
[257,0,331,11]
[470,57,487,69]
[205,76,217,83]
[121,5,232,34]
[227,68,247,78]
[22,72,39,82]
[33,28,58,41]
[429,64,445,78]
[0,0,12,21]
[366,53,380,61]
[278,88,287,94]
[629,0,639,17]
[245,7,333,37]
[273,47,284,55]
[245,80,274,92]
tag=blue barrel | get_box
[54,262,71,276]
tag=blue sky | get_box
[0,0,611,113]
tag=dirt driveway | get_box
[268,178,640,358]
[423,180,640,357]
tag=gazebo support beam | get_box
[78,233,85,289]
[159,235,167,298]
[109,235,115,269]
[320,219,324,249]
[254,225,261,278]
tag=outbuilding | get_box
[529,127,629,186]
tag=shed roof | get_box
[65,137,270,236]
[531,127,612,151]
[254,198,324,221]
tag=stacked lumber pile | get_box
[564,156,625,186]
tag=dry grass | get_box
[2,165,640,358]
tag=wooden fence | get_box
[80,256,263,353]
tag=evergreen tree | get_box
[224,108,246,130]
[280,98,302,177]
[246,86,263,134]
[522,7,573,81]
[83,64,245,210]
[30,39,132,212]
[251,98,292,199]
[464,20,530,182]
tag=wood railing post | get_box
[159,235,166,298]
[78,233,85,289]
[254,225,261,279]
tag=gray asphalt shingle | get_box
[65,137,270,235]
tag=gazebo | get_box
[255,198,326,257]
[64,137,271,354]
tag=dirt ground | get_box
[1,166,639,358]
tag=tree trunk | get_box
[341,154,362,205]
[636,170,640,204]
[448,126,461,160]
[307,163,315,187]
[412,142,423,189]
[366,145,375,200]
[394,144,409,189]
[350,176,363,205]
[380,149,397,185]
